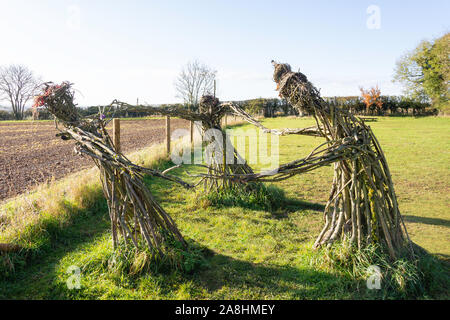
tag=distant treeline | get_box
[323,96,438,116]
[0,95,438,121]
[231,96,438,117]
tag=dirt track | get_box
[0,118,190,201]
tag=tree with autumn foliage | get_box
[360,85,383,115]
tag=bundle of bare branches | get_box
[34,83,191,254]
[223,102,323,137]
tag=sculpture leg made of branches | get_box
[197,96,254,191]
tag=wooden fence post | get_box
[166,116,171,155]
[113,118,120,153]
[190,121,194,146]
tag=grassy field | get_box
[0,116,449,299]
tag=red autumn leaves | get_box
[33,84,62,108]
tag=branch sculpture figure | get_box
[34,83,191,254]
[203,62,414,259]
[113,96,254,191]
[272,61,413,258]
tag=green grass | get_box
[0,116,449,299]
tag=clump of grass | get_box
[189,183,286,212]
[0,195,108,280]
[310,241,450,299]
[410,245,450,298]
[74,238,209,282]
[0,167,103,248]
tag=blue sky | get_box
[0,0,448,106]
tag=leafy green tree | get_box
[394,32,449,110]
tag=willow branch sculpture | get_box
[33,60,414,261]
[34,83,191,255]
[271,61,414,258]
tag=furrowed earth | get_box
[0,118,190,202]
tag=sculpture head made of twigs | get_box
[34,82,81,125]
[199,95,227,128]
[271,60,323,114]
[34,82,120,135]
[199,95,220,114]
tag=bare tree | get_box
[0,65,40,120]
[174,60,217,110]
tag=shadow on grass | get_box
[284,198,325,213]
[267,198,324,221]
[434,253,450,265]
[223,122,250,130]
[0,198,110,299]
[403,215,450,228]
[190,251,361,299]
[3,237,366,300]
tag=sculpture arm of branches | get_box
[64,125,194,189]
[187,135,366,183]
[220,102,324,137]
[112,101,207,122]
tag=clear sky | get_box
[0,0,448,106]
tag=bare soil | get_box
[0,118,190,201]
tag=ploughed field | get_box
[0,118,190,201]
